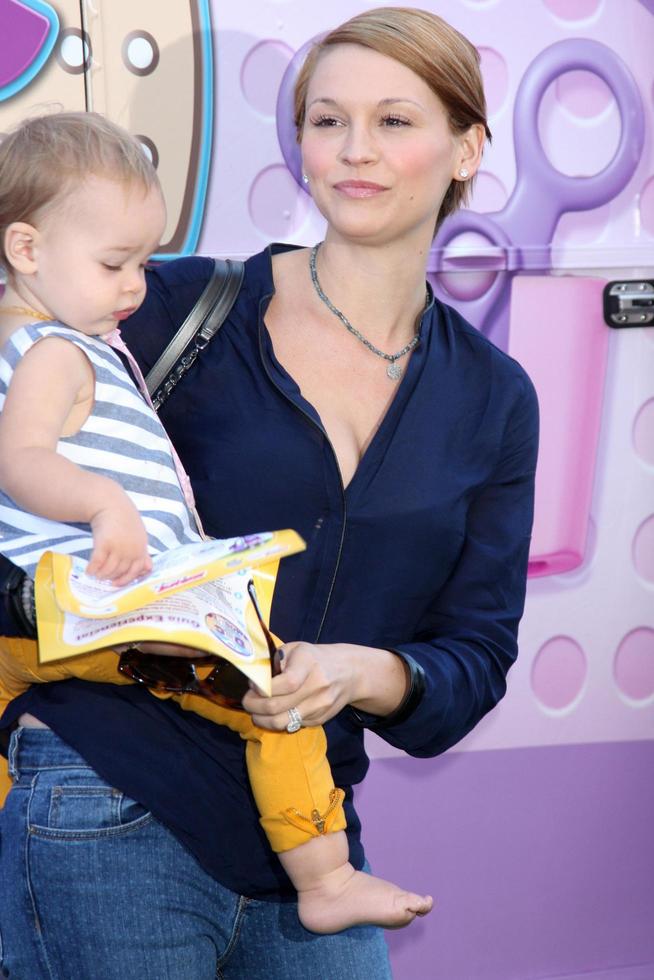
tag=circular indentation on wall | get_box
[542,0,601,19]
[478,48,509,116]
[57,29,91,74]
[537,72,619,177]
[531,635,587,710]
[633,515,654,583]
[436,231,504,301]
[467,172,508,214]
[122,31,160,76]
[248,165,311,237]
[634,399,654,465]
[614,628,654,702]
[135,135,159,170]
[241,40,293,118]
[640,177,654,237]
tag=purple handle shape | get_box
[431,39,644,348]
[276,36,322,190]
[507,39,645,252]
[430,212,515,348]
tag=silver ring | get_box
[286,707,302,733]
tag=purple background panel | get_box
[0,0,50,87]
[357,742,654,980]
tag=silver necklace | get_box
[309,243,422,381]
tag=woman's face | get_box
[301,43,478,248]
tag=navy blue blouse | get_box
[1,244,538,898]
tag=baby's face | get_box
[32,174,166,336]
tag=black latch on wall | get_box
[603,280,654,328]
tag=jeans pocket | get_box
[29,771,152,840]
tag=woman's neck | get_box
[313,236,430,349]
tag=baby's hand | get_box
[87,495,152,586]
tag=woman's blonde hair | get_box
[293,6,491,230]
[0,110,159,271]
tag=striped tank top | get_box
[0,323,200,576]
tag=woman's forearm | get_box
[340,644,410,717]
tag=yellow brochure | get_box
[34,530,305,695]
[50,530,304,618]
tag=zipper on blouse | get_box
[257,313,347,642]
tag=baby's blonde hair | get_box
[0,111,159,272]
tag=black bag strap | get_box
[146,257,245,411]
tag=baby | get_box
[0,111,432,933]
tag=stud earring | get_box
[458,168,469,179]
[302,173,309,184]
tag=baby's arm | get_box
[0,336,151,585]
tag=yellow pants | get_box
[0,638,345,852]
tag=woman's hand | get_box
[241,641,409,731]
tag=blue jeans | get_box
[0,728,392,980]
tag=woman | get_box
[0,7,538,979]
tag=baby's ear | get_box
[4,222,39,275]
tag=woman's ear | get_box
[4,222,39,275]
[454,123,486,181]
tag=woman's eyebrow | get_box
[307,97,339,109]
[307,96,425,110]
[378,97,426,110]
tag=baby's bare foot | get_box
[298,865,433,934]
